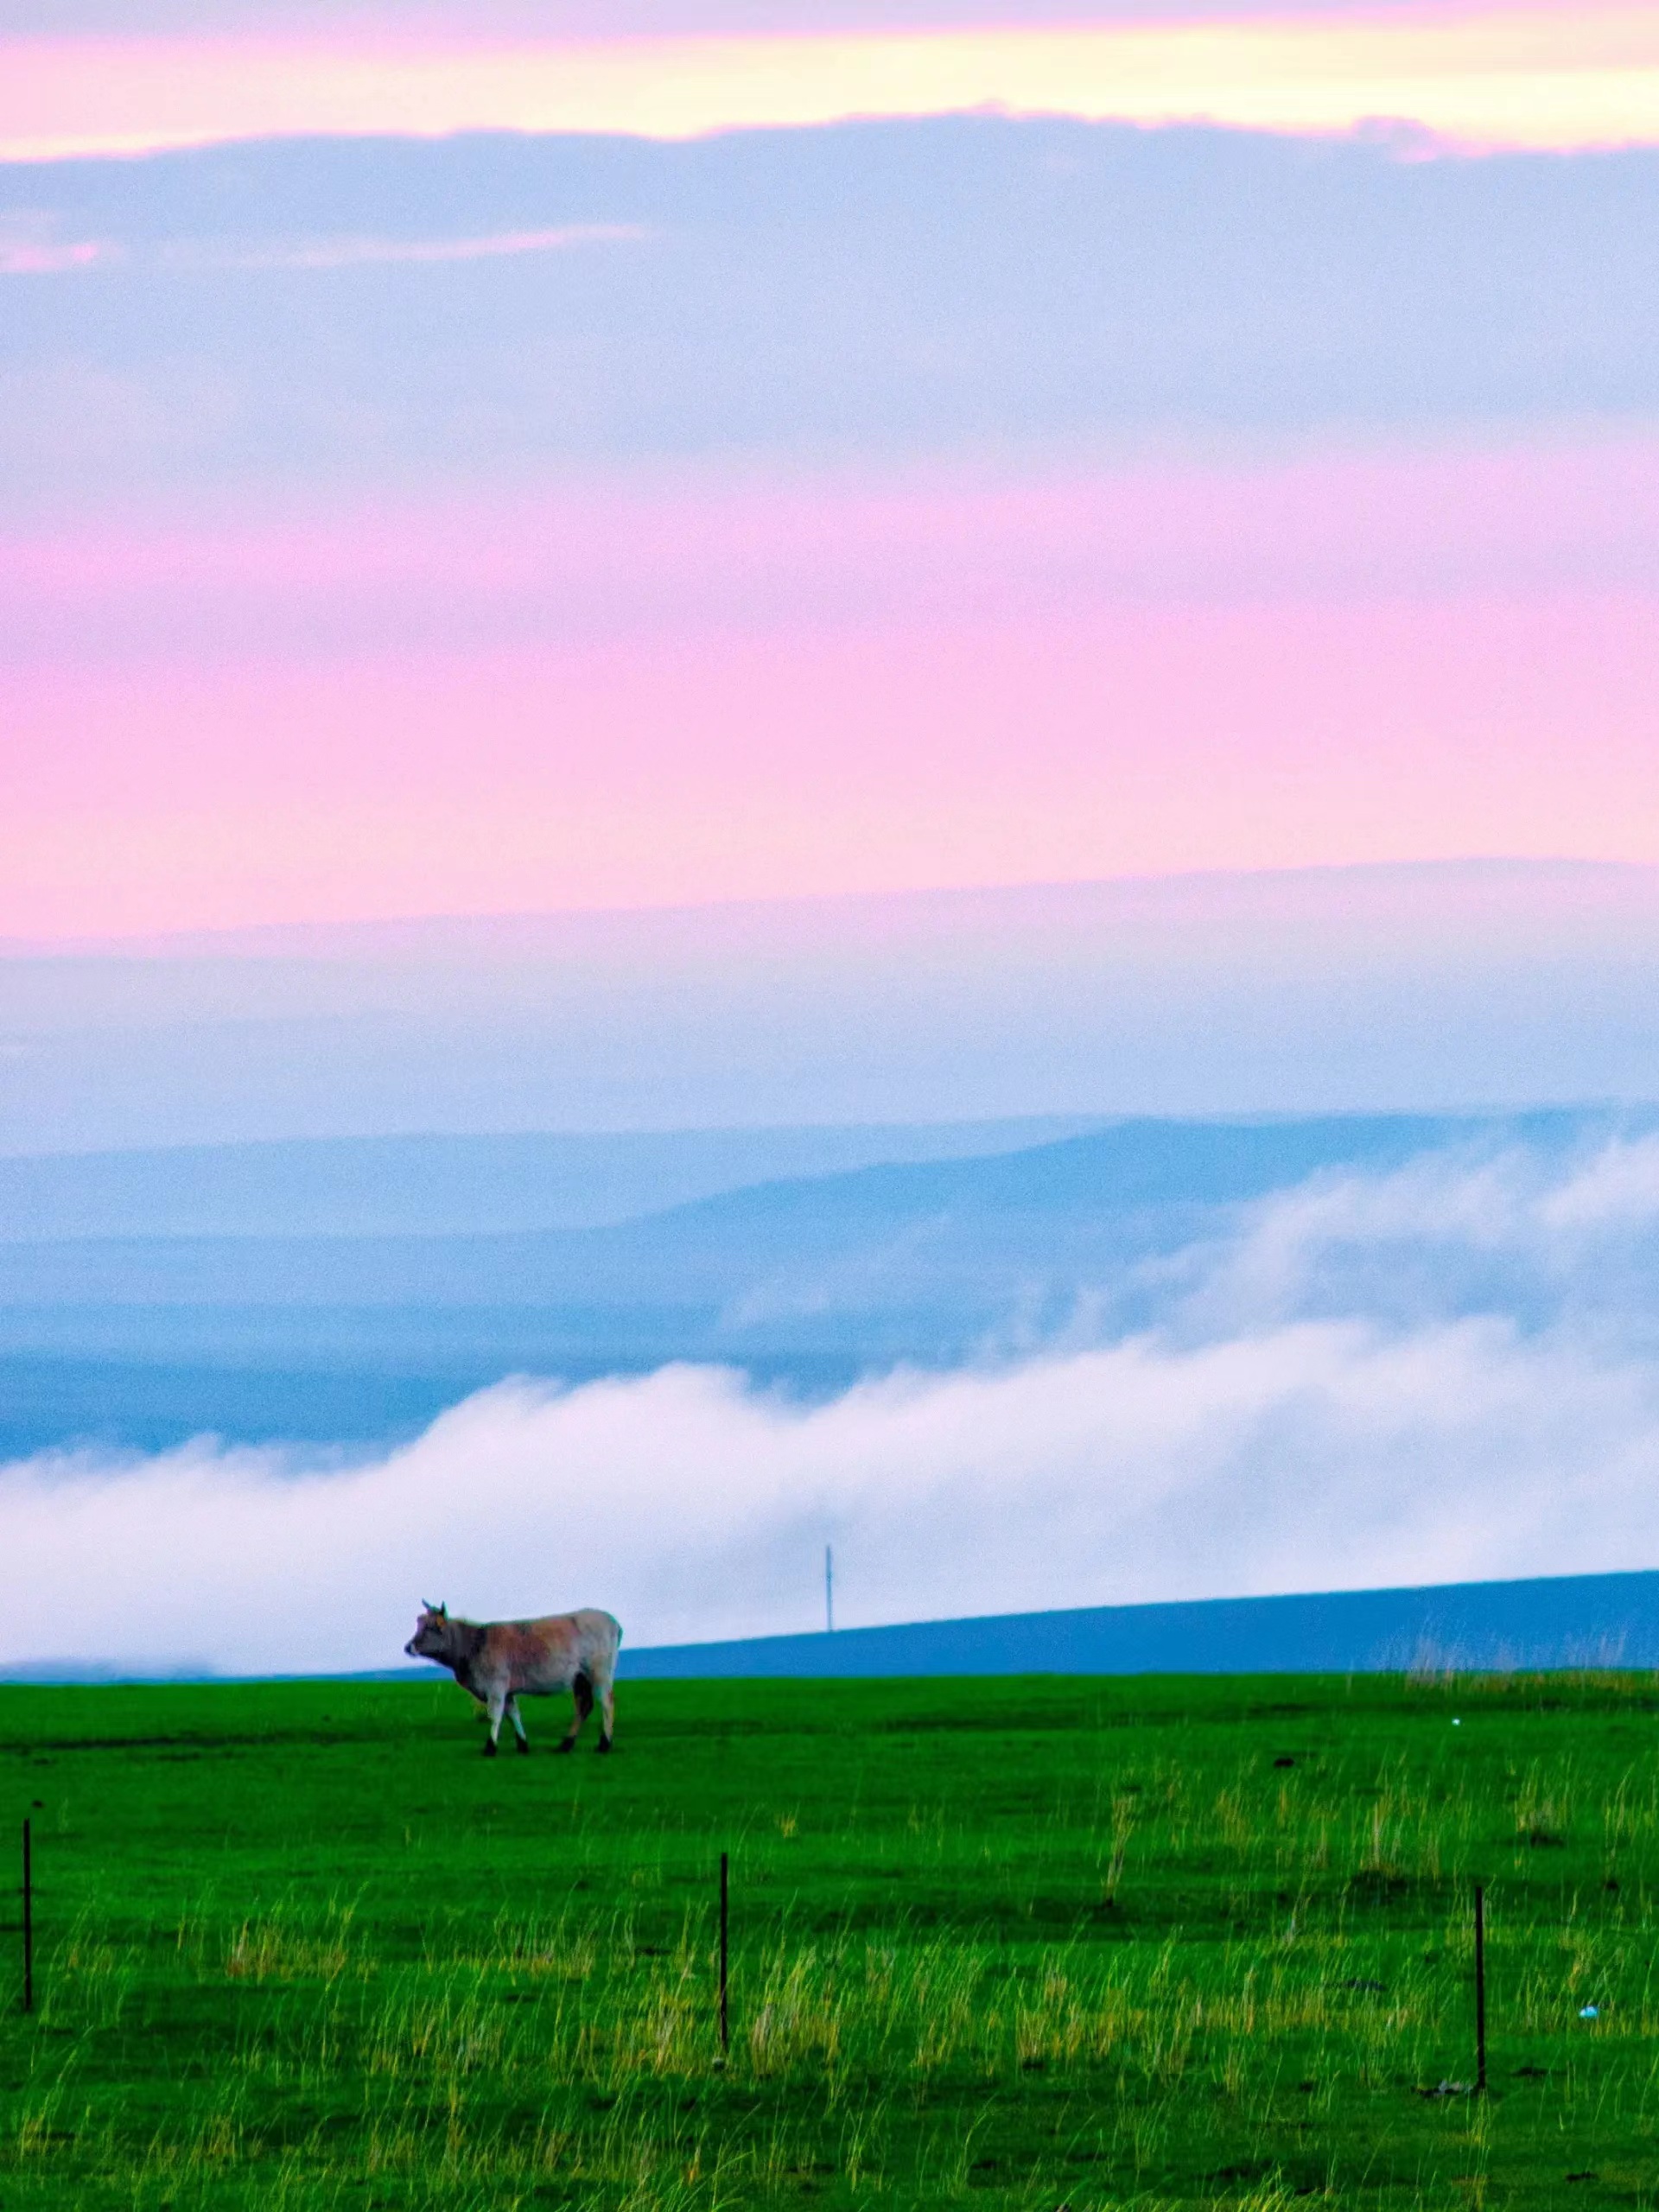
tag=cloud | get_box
[0,1319,1652,1676]
[1155,1134,1659,1344]
[185,225,652,270]
[0,225,649,277]
[0,241,104,275]
[11,1134,1659,1676]
[0,222,108,276]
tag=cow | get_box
[404,1602,621,1757]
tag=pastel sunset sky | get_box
[13,0,1659,1666]
[4,0,1658,939]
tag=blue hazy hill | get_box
[0,1107,1595,1313]
[0,1105,1639,1456]
[0,1116,1095,1242]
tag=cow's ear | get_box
[439,1602,448,1618]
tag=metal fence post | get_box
[21,1817,33,2016]
[718,1850,730,2056]
[1474,1883,1486,2094]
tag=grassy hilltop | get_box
[2,1671,1657,2209]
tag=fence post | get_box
[21,1817,32,2016]
[1473,1882,1486,2094]
[718,1850,730,2057]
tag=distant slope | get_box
[624,1569,1659,1678]
[0,1116,1101,1241]
[0,1107,1596,1314]
[0,1104,1646,1454]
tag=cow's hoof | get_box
[555,1738,576,1754]
[482,1738,498,1758]
[515,1735,531,1756]
[595,1736,613,1755]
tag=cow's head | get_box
[404,1601,451,1660]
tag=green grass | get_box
[3,1669,1659,2209]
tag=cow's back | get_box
[487,1608,620,1694]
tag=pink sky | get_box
[7,3,1655,946]
[6,7,1659,158]
[4,437,1658,939]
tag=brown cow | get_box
[404,1602,621,1757]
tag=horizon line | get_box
[1,854,1649,960]
[0,1096,1633,1170]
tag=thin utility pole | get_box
[825,1545,834,1635]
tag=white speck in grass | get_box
[1452,1718,1462,1726]
[1580,2005,1600,2018]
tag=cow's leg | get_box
[482,1686,507,1758]
[558,1670,594,1752]
[595,1669,615,1754]
[506,1694,530,1755]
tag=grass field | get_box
[3,1669,1658,2209]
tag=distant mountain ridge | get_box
[0,1107,1614,1312]
[0,1116,1101,1242]
[0,1103,1648,1457]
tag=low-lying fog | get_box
[9,1130,1659,1675]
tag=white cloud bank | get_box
[6,1316,1659,1677]
[9,1136,1659,1675]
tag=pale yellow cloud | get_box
[4,9,1659,161]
